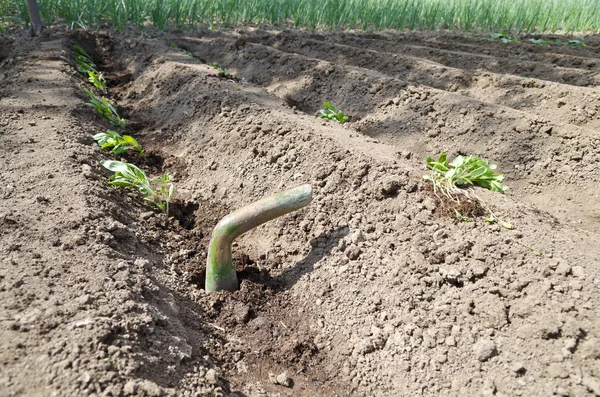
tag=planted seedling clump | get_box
[423,152,512,228]
[93,130,143,155]
[100,160,174,213]
[84,89,126,128]
[319,102,349,124]
[74,45,107,92]
[210,62,229,76]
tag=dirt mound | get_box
[1,28,600,397]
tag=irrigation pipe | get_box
[205,184,313,292]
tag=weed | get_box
[319,102,349,124]
[489,32,518,44]
[423,152,512,228]
[83,89,126,128]
[210,62,228,76]
[100,160,174,213]
[88,70,107,93]
[93,130,143,155]
[0,131,4,137]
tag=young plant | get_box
[210,62,228,75]
[170,42,200,61]
[529,38,550,45]
[93,130,143,155]
[564,39,586,46]
[319,102,349,124]
[83,89,126,128]
[88,70,107,93]
[74,45,96,74]
[423,152,512,228]
[489,32,518,44]
[100,160,174,213]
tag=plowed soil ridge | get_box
[1,28,599,397]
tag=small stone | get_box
[473,339,497,362]
[572,266,585,278]
[233,302,250,323]
[547,362,569,379]
[123,380,137,395]
[140,211,154,220]
[28,121,36,126]
[510,362,526,376]
[138,380,162,396]
[380,178,401,196]
[78,371,91,385]
[276,372,292,388]
[345,245,362,260]
[205,369,218,384]
[472,263,489,277]
[348,230,365,245]
[77,294,92,305]
[555,263,571,276]
[445,336,456,346]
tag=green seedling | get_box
[565,39,585,46]
[210,62,228,75]
[319,102,349,124]
[93,130,143,155]
[423,152,513,229]
[100,160,174,213]
[88,70,107,93]
[529,38,550,45]
[170,42,200,61]
[489,32,518,44]
[454,210,473,222]
[83,89,126,128]
[74,45,96,74]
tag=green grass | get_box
[1,0,599,34]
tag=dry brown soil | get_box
[1,26,600,397]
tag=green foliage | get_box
[423,152,512,228]
[170,42,200,61]
[424,153,508,195]
[88,71,107,93]
[93,130,143,155]
[100,160,174,213]
[4,0,600,34]
[564,39,586,46]
[529,37,586,46]
[489,32,518,43]
[74,45,96,74]
[319,102,349,124]
[210,62,228,75]
[74,45,107,93]
[529,38,550,45]
[83,89,126,128]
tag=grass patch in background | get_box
[0,0,599,34]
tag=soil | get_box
[1,26,600,397]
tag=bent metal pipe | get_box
[205,184,313,292]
